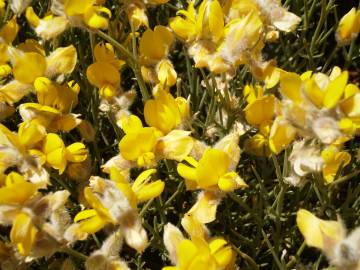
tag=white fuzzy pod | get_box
[163,223,184,265]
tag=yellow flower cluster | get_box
[0,0,359,269]
[243,67,359,184]
[170,0,300,79]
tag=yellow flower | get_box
[268,116,297,154]
[181,191,221,239]
[25,8,70,40]
[170,0,224,43]
[18,120,46,148]
[243,84,295,155]
[94,42,125,69]
[277,68,359,145]
[0,16,18,77]
[336,7,360,46]
[321,146,351,184]
[45,45,78,78]
[12,51,47,84]
[110,167,164,207]
[0,16,19,45]
[0,173,39,256]
[18,78,81,133]
[10,212,38,256]
[296,209,345,252]
[280,69,349,109]
[118,114,193,167]
[87,43,125,99]
[119,124,159,167]
[19,103,81,133]
[144,90,182,134]
[322,71,349,109]
[244,95,276,126]
[139,26,177,87]
[66,143,88,163]
[244,132,271,157]
[42,133,67,173]
[87,62,120,98]
[63,0,111,29]
[71,175,150,252]
[169,0,229,72]
[177,148,247,191]
[0,81,30,107]
[26,0,111,40]
[156,59,177,87]
[225,0,300,33]
[125,0,149,30]
[0,123,51,187]
[279,71,303,104]
[162,223,235,270]
[243,84,263,104]
[243,84,279,128]
[220,11,263,67]
[140,26,173,66]
[297,209,360,268]
[155,130,194,162]
[340,84,360,120]
[0,172,38,204]
[34,77,79,113]
[74,187,115,235]
[2,44,77,110]
[42,133,88,174]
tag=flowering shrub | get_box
[0,0,359,269]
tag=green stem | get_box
[232,245,259,270]
[107,110,124,139]
[92,234,101,248]
[140,199,154,217]
[2,0,11,24]
[310,0,327,54]
[286,241,306,268]
[329,169,360,188]
[322,46,339,72]
[88,32,102,167]
[261,230,285,270]
[62,247,88,260]
[344,40,356,69]
[228,193,253,214]
[164,181,184,207]
[272,155,284,185]
[131,23,151,101]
